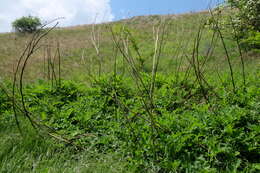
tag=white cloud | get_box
[0,0,114,32]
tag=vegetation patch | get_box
[0,3,260,172]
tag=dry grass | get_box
[0,11,259,82]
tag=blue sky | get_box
[111,0,223,20]
[0,0,224,32]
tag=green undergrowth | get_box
[1,71,259,172]
[0,113,132,172]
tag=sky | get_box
[0,0,224,33]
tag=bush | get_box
[12,16,42,33]
[226,0,260,48]
[241,31,260,50]
[227,0,260,31]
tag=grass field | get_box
[0,10,260,172]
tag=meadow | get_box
[0,10,259,172]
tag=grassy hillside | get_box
[0,11,260,172]
[0,11,258,82]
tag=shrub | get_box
[12,16,42,33]
[240,31,260,50]
[227,0,260,32]
[226,0,260,48]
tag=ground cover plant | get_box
[0,5,260,173]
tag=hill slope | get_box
[0,11,259,82]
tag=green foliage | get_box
[12,16,42,33]
[0,89,10,114]
[0,121,130,173]
[2,72,259,172]
[241,31,260,50]
[0,82,12,115]
[226,0,260,48]
[227,0,260,32]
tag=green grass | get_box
[0,119,131,173]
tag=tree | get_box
[227,0,260,32]
[226,0,260,49]
[12,16,42,33]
